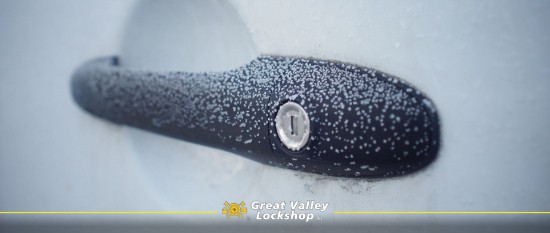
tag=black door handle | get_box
[71,55,440,178]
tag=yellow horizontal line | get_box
[0,211,217,215]
[334,211,550,215]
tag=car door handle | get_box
[71,55,440,178]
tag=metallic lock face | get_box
[275,102,310,151]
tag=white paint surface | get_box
[1,0,550,229]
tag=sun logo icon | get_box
[222,201,247,219]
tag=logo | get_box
[222,201,247,219]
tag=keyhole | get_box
[275,101,310,151]
[290,115,296,135]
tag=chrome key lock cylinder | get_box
[275,101,311,152]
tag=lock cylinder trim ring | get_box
[275,101,311,151]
